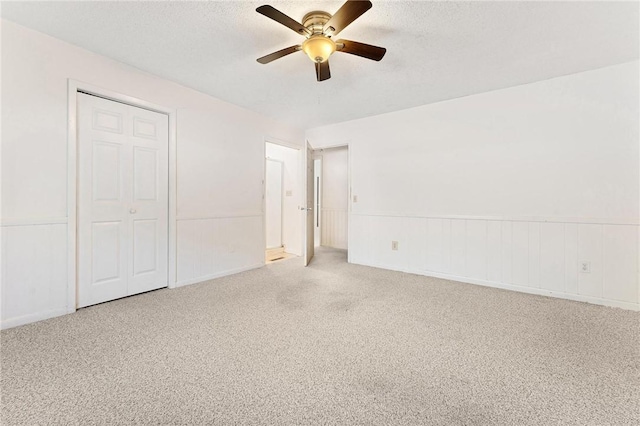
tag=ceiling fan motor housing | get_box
[302,11,332,34]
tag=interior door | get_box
[78,93,168,308]
[127,102,169,296]
[304,141,315,266]
[265,159,283,249]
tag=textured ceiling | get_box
[2,1,638,129]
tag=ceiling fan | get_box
[256,0,386,82]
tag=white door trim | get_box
[67,79,178,314]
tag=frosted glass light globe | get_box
[302,35,336,63]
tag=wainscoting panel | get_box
[320,208,348,250]
[466,220,487,280]
[350,214,639,309]
[512,222,529,287]
[372,216,407,271]
[528,222,541,288]
[501,221,513,284]
[450,220,466,277]
[406,217,427,272]
[176,215,263,286]
[564,224,579,295]
[487,221,502,282]
[540,222,565,293]
[425,218,443,272]
[1,223,68,328]
[578,224,604,298]
[603,225,638,303]
[349,214,371,266]
[441,219,452,274]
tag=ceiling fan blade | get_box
[336,39,386,61]
[257,45,300,64]
[315,61,331,82]
[257,5,311,36]
[323,0,372,36]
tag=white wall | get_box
[265,159,284,249]
[319,147,349,249]
[0,20,304,328]
[307,61,640,310]
[265,142,301,255]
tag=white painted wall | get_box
[319,147,349,249]
[265,142,302,256]
[0,20,304,328]
[307,61,640,310]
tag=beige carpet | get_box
[2,247,639,425]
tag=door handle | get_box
[300,207,312,211]
[129,208,137,214]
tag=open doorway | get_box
[265,158,284,256]
[313,146,349,252]
[265,141,301,263]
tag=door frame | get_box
[67,79,178,313]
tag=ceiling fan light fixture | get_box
[256,1,385,81]
[302,35,336,63]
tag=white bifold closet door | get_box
[77,93,169,308]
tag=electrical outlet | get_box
[353,195,358,203]
[391,241,399,251]
[285,190,293,196]
[579,261,591,273]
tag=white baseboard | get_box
[2,264,265,329]
[174,263,265,288]
[351,260,640,311]
[1,308,69,330]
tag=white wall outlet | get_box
[285,190,293,196]
[579,261,591,273]
[353,195,358,203]
[391,241,399,251]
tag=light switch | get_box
[285,190,293,196]
[353,195,358,203]
[579,261,591,273]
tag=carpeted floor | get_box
[2,247,639,425]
